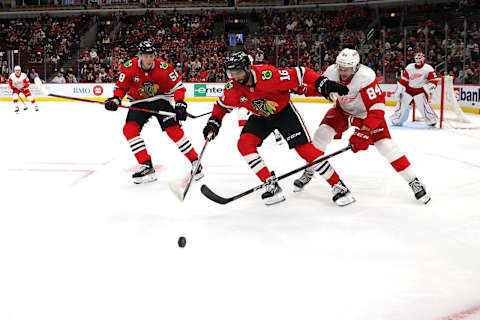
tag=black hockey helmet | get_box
[138,40,155,55]
[225,51,251,72]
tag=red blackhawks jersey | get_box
[212,64,322,119]
[113,57,185,102]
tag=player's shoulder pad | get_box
[323,64,338,80]
[123,59,134,68]
[157,59,170,70]
[224,79,234,91]
[423,64,434,72]
[255,64,276,81]
[352,65,376,88]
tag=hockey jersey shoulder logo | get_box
[261,70,273,80]
[159,62,169,70]
[124,60,133,68]
[225,80,234,91]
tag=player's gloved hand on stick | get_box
[349,129,372,153]
[203,116,221,141]
[315,76,349,99]
[105,96,121,111]
[174,100,188,121]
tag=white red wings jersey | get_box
[399,63,438,96]
[113,57,185,102]
[8,72,30,91]
[323,64,385,119]
[212,64,321,119]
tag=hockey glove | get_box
[203,116,221,141]
[174,100,188,121]
[105,96,121,111]
[315,76,349,100]
[422,83,436,95]
[349,129,372,153]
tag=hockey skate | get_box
[23,105,28,111]
[408,178,431,204]
[132,160,157,184]
[332,180,355,206]
[293,168,314,192]
[35,105,39,112]
[14,106,19,113]
[261,172,285,205]
[191,159,204,181]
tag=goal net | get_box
[413,76,477,129]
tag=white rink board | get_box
[0,100,480,320]
[1,82,479,110]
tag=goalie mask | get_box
[225,52,252,85]
[414,53,425,67]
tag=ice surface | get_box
[1,101,479,320]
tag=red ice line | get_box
[441,305,480,320]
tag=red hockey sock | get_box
[238,133,271,182]
[391,155,410,172]
[123,121,151,164]
[165,125,198,162]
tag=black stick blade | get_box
[200,185,232,204]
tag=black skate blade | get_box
[200,185,232,205]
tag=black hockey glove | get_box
[315,76,349,100]
[105,96,121,111]
[174,100,188,121]
[203,116,221,141]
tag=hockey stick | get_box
[34,77,175,116]
[18,95,28,110]
[201,145,352,205]
[33,77,208,119]
[169,132,212,201]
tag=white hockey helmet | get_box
[414,52,425,67]
[336,48,360,71]
[14,65,21,71]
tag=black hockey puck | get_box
[178,236,186,248]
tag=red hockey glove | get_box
[349,129,372,153]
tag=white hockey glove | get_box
[422,83,436,95]
[393,84,405,99]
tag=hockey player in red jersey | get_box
[293,48,431,204]
[104,41,203,184]
[202,51,354,206]
[8,66,39,113]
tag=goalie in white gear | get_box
[8,66,39,112]
[293,48,431,204]
[390,53,439,127]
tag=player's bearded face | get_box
[227,69,249,85]
[338,66,355,81]
[140,53,155,70]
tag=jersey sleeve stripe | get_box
[295,67,305,86]
[369,102,386,112]
[216,98,235,111]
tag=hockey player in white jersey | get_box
[8,66,39,113]
[390,53,438,127]
[293,48,431,204]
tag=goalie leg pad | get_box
[390,92,413,126]
[413,93,438,126]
